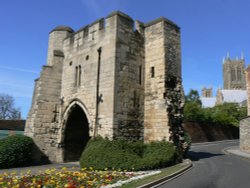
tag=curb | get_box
[138,159,192,188]
[223,146,250,160]
[191,139,239,147]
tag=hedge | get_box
[0,135,34,169]
[80,137,181,171]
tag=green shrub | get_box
[141,141,179,170]
[183,131,192,157]
[0,135,34,169]
[184,101,204,122]
[80,137,180,171]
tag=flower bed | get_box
[0,167,157,188]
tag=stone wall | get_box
[61,13,119,140]
[184,122,239,143]
[114,15,145,140]
[144,18,184,143]
[246,65,250,115]
[25,54,65,162]
[240,117,250,153]
[240,65,250,154]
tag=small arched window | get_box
[75,66,82,87]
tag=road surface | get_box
[159,140,250,188]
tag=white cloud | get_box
[0,82,33,90]
[0,81,34,99]
[0,65,39,74]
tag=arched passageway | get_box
[64,104,90,162]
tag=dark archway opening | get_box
[64,105,90,162]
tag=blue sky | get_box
[1,0,250,118]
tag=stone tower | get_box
[202,87,212,97]
[223,53,246,90]
[25,11,185,163]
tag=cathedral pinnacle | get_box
[241,51,244,60]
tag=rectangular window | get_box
[151,66,155,78]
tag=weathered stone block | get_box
[240,117,250,154]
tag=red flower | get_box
[107,175,113,181]
[67,183,77,188]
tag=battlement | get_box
[59,11,180,54]
[144,17,180,30]
[106,11,133,22]
[64,12,132,35]
[58,11,137,54]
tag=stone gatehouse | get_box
[25,11,185,162]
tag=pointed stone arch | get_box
[61,100,91,162]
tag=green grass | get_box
[121,163,189,188]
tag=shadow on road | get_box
[187,151,224,161]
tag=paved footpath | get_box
[226,145,250,159]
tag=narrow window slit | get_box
[151,67,155,78]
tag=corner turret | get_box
[46,25,74,66]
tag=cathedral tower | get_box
[202,87,213,97]
[223,53,246,90]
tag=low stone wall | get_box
[0,120,25,131]
[183,122,239,143]
[240,117,250,154]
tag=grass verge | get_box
[121,162,190,188]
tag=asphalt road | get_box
[159,140,250,188]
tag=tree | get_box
[0,94,21,120]
[184,89,203,122]
[211,103,247,126]
[184,91,247,126]
[184,101,204,122]
[185,89,201,105]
